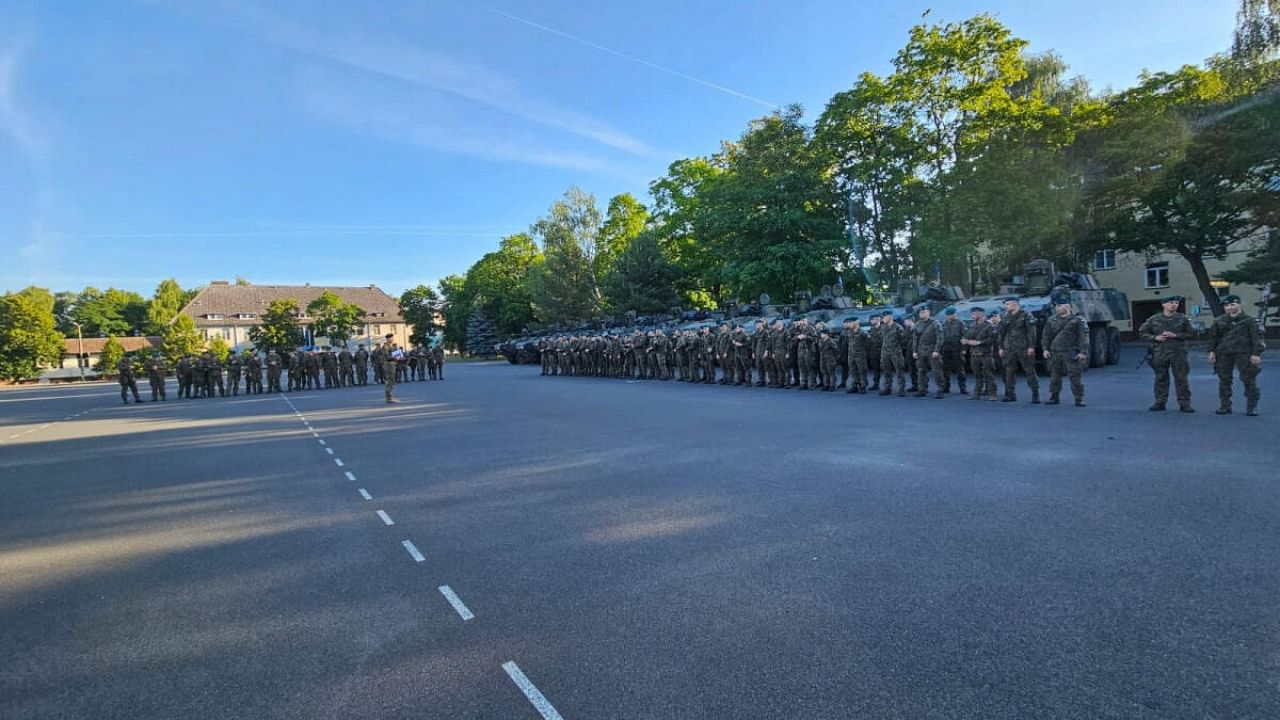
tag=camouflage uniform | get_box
[355,346,369,385]
[843,322,869,393]
[268,351,284,393]
[225,353,241,396]
[868,317,884,389]
[998,308,1039,402]
[768,322,788,388]
[145,356,168,401]
[1138,309,1194,411]
[878,319,908,396]
[1042,308,1089,405]
[652,332,671,380]
[963,317,997,400]
[432,344,444,380]
[731,328,751,385]
[1207,309,1264,415]
[382,341,401,402]
[190,355,207,398]
[246,354,263,394]
[752,324,769,386]
[175,357,190,399]
[793,322,817,390]
[339,348,355,387]
[117,357,142,403]
[913,315,944,397]
[939,314,967,394]
[818,333,839,391]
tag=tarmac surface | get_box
[1,354,1277,719]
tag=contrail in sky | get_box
[485,6,780,109]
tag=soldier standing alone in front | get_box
[1139,296,1195,412]
[382,334,401,403]
[118,355,142,404]
[1207,294,1264,415]
[1041,297,1089,407]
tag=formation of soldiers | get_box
[114,339,445,404]
[539,294,1265,414]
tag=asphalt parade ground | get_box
[2,357,1277,719]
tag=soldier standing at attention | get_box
[998,298,1040,403]
[653,330,671,380]
[843,318,869,394]
[190,354,207,398]
[792,319,816,390]
[371,343,385,383]
[355,344,369,385]
[1041,297,1089,407]
[987,311,1004,399]
[962,308,997,400]
[939,307,968,394]
[878,312,909,396]
[818,329,839,391]
[752,320,769,387]
[768,320,788,388]
[225,351,242,397]
[913,306,944,399]
[902,317,919,394]
[145,353,167,402]
[431,342,445,380]
[1139,296,1195,413]
[175,356,190,399]
[117,355,142,403]
[1207,294,1264,415]
[267,350,283,393]
[245,348,263,392]
[730,325,749,385]
[868,314,884,391]
[382,334,401,403]
[339,346,355,387]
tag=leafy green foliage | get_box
[62,287,147,338]
[603,231,681,313]
[145,278,189,335]
[0,287,65,382]
[306,291,365,348]
[162,314,204,364]
[97,336,125,374]
[208,336,231,363]
[399,284,441,344]
[527,187,605,323]
[247,298,303,356]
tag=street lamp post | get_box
[70,320,85,382]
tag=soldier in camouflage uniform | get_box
[225,351,241,396]
[145,354,167,402]
[912,307,944,398]
[372,344,385,383]
[1207,294,1264,416]
[339,346,355,387]
[791,319,817,390]
[752,320,769,386]
[998,298,1039,403]
[355,344,369,385]
[902,317,919,393]
[190,354,207,398]
[117,355,142,403]
[431,342,444,380]
[878,312,909,396]
[1138,296,1195,412]
[961,308,997,400]
[175,356,191,399]
[729,325,749,385]
[268,350,284,393]
[652,330,671,380]
[768,320,788,388]
[1041,298,1089,407]
[939,308,967,394]
[843,318,869,394]
[208,352,226,397]
[246,351,263,394]
[818,329,839,391]
[868,314,884,390]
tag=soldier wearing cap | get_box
[912,306,944,398]
[939,306,967,394]
[381,333,401,403]
[1207,294,1264,415]
[961,307,997,400]
[878,311,909,396]
[1041,296,1089,406]
[998,298,1040,403]
[1138,295,1195,412]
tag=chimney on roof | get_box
[211,280,230,285]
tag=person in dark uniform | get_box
[1138,295,1195,412]
[1207,294,1264,416]
[117,355,142,404]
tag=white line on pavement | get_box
[318,438,325,445]
[439,586,475,621]
[358,488,372,500]
[325,447,334,455]
[502,662,564,720]
[402,540,425,562]
[344,471,356,482]
[334,458,344,467]
[377,510,394,525]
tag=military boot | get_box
[1246,405,1258,417]
[934,390,944,399]
[1074,399,1086,407]
[1030,392,1040,404]
[1002,394,1016,403]
[959,384,968,395]
[1180,405,1195,413]
[1046,395,1060,405]
[1149,404,1166,411]
[1215,405,1232,415]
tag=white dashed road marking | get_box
[502,662,564,720]
[358,488,372,500]
[318,438,325,445]
[376,510,394,526]
[439,586,475,621]
[401,540,425,563]
[344,471,356,482]
[325,447,334,455]
[334,458,344,467]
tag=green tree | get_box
[208,336,231,363]
[527,187,605,323]
[399,284,441,344]
[248,298,304,355]
[306,291,365,348]
[1082,65,1280,316]
[145,278,188,335]
[98,336,125,374]
[465,233,541,336]
[67,287,148,337]
[438,275,469,352]
[162,314,204,364]
[1232,0,1280,63]
[596,193,649,292]
[0,287,65,382]
[649,156,729,306]
[602,230,681,313]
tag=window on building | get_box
[237,313,256,320]
[1145,262,1170,289]
[373,324,382,336]
[1093,249,1116,270]
[206,313,224,320]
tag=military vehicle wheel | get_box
[1089,327,1107,368]
[1106,327,1121,365]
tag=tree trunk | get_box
[1183,251,1225,317]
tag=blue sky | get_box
[0,0,1237,297]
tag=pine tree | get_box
[465,303,499,357]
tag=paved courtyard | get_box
[1,358,1277,719]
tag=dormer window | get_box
[206,313,225,320]
[237,313,256,320]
